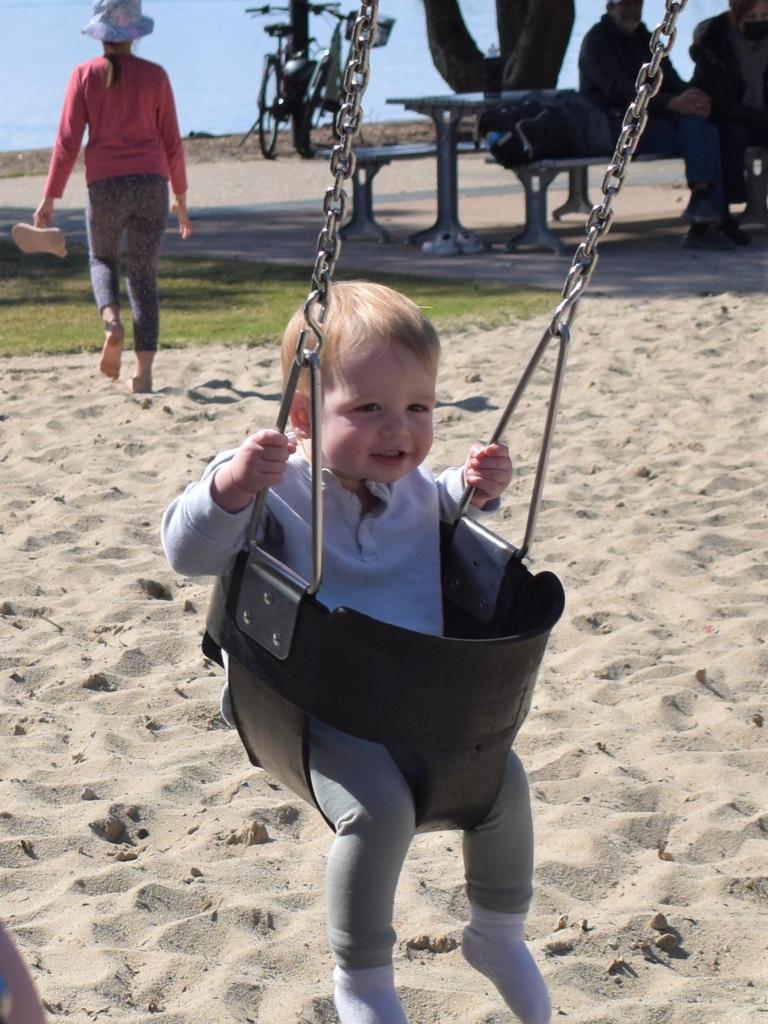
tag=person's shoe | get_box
[421,232,461,256]
[683,189,721,225]
[721,217,751,245]
[12,223,67,257]
[457,231,486,254]
[681,224,736,251]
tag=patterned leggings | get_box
[86,173,169,352]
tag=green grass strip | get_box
[0,239,557,357]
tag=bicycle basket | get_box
[345,12,394,47]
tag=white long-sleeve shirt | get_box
[161,450,492,636]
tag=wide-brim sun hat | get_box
[82,0,154,42]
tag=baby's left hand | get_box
[464,442,513,508]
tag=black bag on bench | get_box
[480,90,613,167]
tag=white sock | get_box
[333,965,408,1024]
[462,906,551,1024]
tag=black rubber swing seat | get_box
[204,516,565,834]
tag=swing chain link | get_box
[298,0,379,360]
[549,0,687,339]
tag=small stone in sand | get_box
[115,848,139,862]
[607,956,629,975]
[80,787,98,801]
[82,673,116,692]
[406,934,457,953]
[190,866,203,877]
[655,933,679,952]
[90,815,129,844]
[13,722,26,735]
[649,911,669,931]
[183,599,197,613]
[225,821,270,846]
[657,843,674,861]
[554,914,569,931]
[695,668,708,684]
[752,712,764,727]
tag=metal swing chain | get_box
[300,0,378,355]
[461,0,688,558]
[253,1,379,593]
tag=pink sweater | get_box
[44,54,188,199]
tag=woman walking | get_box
[34,0,191,393]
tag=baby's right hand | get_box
[211,430,296,513]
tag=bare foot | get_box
[130,373,153,394]
[130,351,155,394]
[99,320,124,380]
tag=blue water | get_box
[0,0,726,152]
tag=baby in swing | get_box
[162,281,551,1024]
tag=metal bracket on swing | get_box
[236,327,324,661]
[444,318,571,623]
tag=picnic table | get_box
[386,90,560,252]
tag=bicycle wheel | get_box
[258,59,283,159]
[294,56,331,158]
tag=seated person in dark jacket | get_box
[579,0,740,249]
[691,0,768,235]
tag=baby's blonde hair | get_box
[281,281,440,392]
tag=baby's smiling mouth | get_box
[372,450,407,460]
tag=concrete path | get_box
[2,151,766,299]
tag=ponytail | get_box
[102,42,131,88]
[105,53,121,88]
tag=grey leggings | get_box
[86,173,169,352]
[309,719,534,970]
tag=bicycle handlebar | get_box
[245,2,339,12]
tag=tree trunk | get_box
[496,0,528,60]
[421,0,484,92]
[504,0,575,88]
[421,0,575,93]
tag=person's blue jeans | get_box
[638,113,724,212]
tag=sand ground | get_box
[1,141,768,1024]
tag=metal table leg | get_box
[340,160,392,242]
[552,166,593,220]
[505,167,567,255]
[406,108,482,254]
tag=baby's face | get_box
[319,338,437,498]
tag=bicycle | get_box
[240,3,343,160]
[299,8,395,155]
